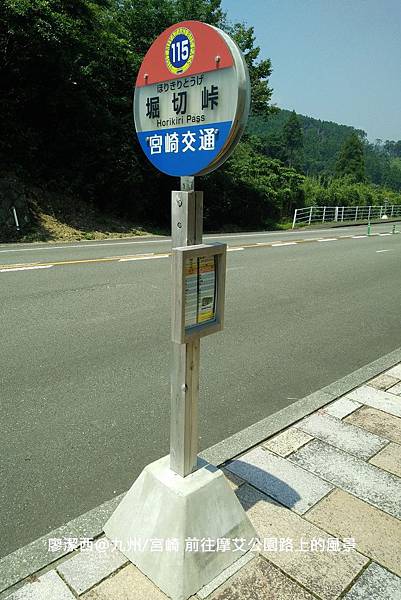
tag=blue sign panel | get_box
[137,121,231,177]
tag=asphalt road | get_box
[1,222,401,558]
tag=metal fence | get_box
[292,205,401,228]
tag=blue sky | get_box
[221,0,401,141]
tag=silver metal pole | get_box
[322,206,326,223]
[308,206,313,225]
[292,209,298,229]
[355,206,358,222]
[170,176,203,477]
[341,206,345,221]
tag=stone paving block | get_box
[344,562,401,600]
[388,381,401,396]
[295,412,387,459]
[369,442,401,478]
[57,538,127,594]
[306,488,401,576]
[345,406,401,445]
[322,397,361,419]
[385,364,401,380]
[221,468,245,491]
[198,552,256,599]
[262,428,312,457]
[236,485,368,600]
[368,373,399,390]
[210,556,315,600]
[226,446,333,515]
[7,570,75,600]
[290,439,401,519]
[346,385,401,418]
[81,564,168,599]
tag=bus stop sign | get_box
[134,20,250,177]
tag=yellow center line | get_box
[0,252,171,270]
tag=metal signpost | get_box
[134,19,249,477]
[105,21,254,600]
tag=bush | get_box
[303,175,401,208]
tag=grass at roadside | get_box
[1,197,164,244]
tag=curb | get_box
[1,345,401,596]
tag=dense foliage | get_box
[1,0,306,235]
[249,109,401,193]
[302,176,401,208]
[0,0,399,239]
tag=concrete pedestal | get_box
[104,456,256,600]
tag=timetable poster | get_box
[197,256,216,323]
[184,255,216,329]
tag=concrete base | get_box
[104,456,257,600]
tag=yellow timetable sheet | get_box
[184,255,216,328]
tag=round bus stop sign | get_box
[134,21,250,177]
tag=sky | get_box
[221,0,401,141]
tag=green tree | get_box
[172,0,224,25]
[282,110,303,169]
[0,0,286,236]
[202,138,305,229]
[228,23,275,116]
[335,133,365,182]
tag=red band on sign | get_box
[136,20,234,87]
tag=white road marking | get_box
[318,238,337,242]
[227,247,244,252]
[0,231,288,254]
[376,250,391,253]
[2,225,393,254]
[271,242,297,247]
[206,232,287,240]
[379,233,392,236]
[352,235,367,239]
[119,254,169,262]
[0,265,54,272]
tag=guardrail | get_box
[292,205,401,229]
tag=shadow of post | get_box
[223,459,301,512]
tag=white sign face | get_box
[134,68,240,132]
[134,21,250,177]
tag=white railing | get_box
[292,205,401,228]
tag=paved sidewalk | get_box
[2,364,401,599]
